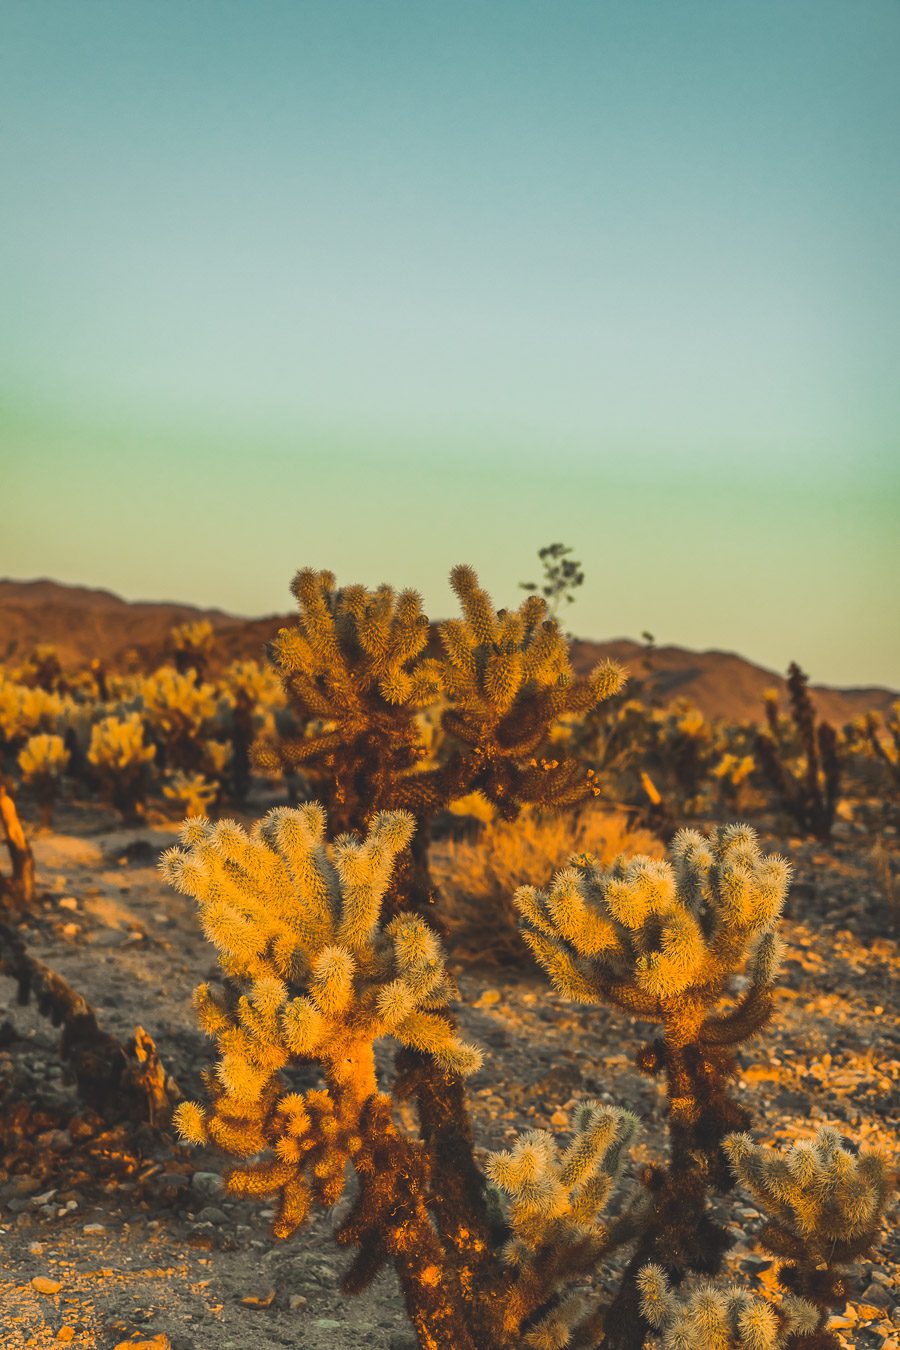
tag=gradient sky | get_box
[2,2,898,686]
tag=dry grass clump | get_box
[432,805,662,965]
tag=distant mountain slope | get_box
[0,578,895,725]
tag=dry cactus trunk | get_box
[0,782,35,910]
[0,919,180,1124]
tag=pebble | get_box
[31,1275,62,1295]
[83,1223,106,1234]
[195,1206,227,1224]
[862,1283,891,1308]
[190,1171,223,1199]
[287,1294,308,1311]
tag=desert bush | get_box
[17,732,70,826]
[432,805,662,964]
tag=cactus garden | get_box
[0,568,895,1350]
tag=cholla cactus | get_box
[219,659,285,802]
[484,1105,641,1350]
[257,565,627,1301]
[17,644,65,692]
[139,666,219,771]
[487,1103,639,1259]
[169,619,214,677]
[163,770,219,819]
[164,805,510,1350]
[516,823,788,1054]
[166,805,656,1350]
[18,733,70,825]
[862,702,900,790]
[723,1129,893,1343]
[437,564,625,820]
[637,1265,818,1349]
[755,665,840,840]
[516,824,792,1347]
[713,752,756,814]
[0,677,65,756]
[256,569,443,833]
[87,713,156,820]
[163,807,479,1215]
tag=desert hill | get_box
[0,578,895,726]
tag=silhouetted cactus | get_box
[755,665,840,840]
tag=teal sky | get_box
[2,2,898,686]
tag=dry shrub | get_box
[432,805,663,965]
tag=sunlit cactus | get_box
[516,823,788,1050]
[17,733,70,825]
[723,1128,893,1344]
[256,568,442,835]
[163,807,479,1235]
[487,1102,639,1259]
[139,666,219,771]
[87,713,156,821]
[637,1264,818,1349]
[755,664,840,840]
[863,701,900,790]
[516,823,792,1347]
[17,643,65,692]
[162,770,219,819]
[169,618,214,677]
[0,676,65,756]
[713,751,757,814]
[438,564,625,819]
[219,659,286,802]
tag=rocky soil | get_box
[0,801,897,1350]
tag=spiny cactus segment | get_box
[637,1264,818,1349]
[515,823,788,1049]
[163,805,479,1240]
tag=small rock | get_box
[287,1294,308,1311]
[56,1330,75,1344]
[28,1242,44,1255]
[313,1321,341,1332]
[476,990,501,1007]
[59,897,79,911]
[82,1223,106,1234]
[31,1276,62,1295]
[191,1171,223,1199]
[241,1288,276,1309]
[158,1173,190,1194]
[861,1283,890,1309]
[195,1206,227,1224]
